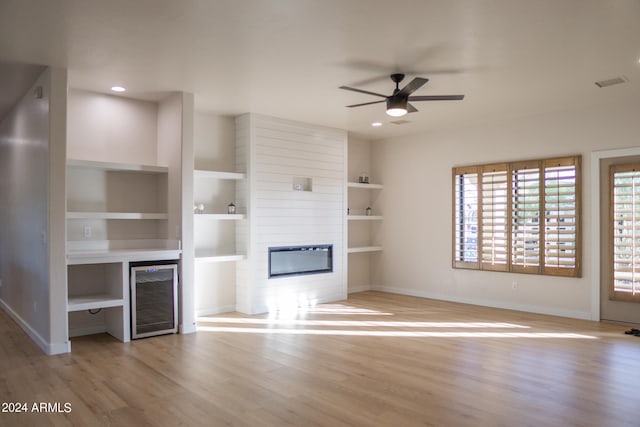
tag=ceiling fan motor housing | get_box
[387,94,408,110]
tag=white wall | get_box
[67,89,158,164]
[372,98,640,320]
[236,114,347,314]
[0,67,68,354]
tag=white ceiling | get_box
[0,0,639,140]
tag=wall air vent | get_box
[595,76,628,88]
[390,120,411,125]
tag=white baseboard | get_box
[372,285,593,321]
[195,305,237,317]
[0,297,70,355]
[348,284,372,294]
[179,323,197,334]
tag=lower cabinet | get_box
[66,251,181,344]
[67,262,129,341]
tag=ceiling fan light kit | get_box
[340,73,464,117]
[386,95,408,117]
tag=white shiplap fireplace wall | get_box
[235,113,347,314]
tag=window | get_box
[610,164,640,301]
[481,164,509,271]
[453,156,581,277]
[511,161,540,273]
[453,167,478,268]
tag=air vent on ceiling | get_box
[595,76,628,88]
[390,120,411,125]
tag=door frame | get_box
[590,147,640,321]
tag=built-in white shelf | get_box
[347,182,384,190]
[195,214,245,220]
[67,240,181,264]
[347,246,383,254]
[67,295,124,312]
[67,159,168,174]
[67,212,168,220]
[348,215,383,221]
[194,169,246,180]
[67,249,181,265]
[195,249,245,263]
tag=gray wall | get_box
[0,67,68,354]
[0,69,52,347]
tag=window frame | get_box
[452,155,581,278]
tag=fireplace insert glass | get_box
[269,245,333,278]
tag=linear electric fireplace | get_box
[269,245,333,278]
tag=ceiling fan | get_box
[339,73,464,117]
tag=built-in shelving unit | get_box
[194,169,245,180]
[346,144,383,292]
[195,249,245,263]
[195,213,245,220]
[347,182,383,249]
[348,215,384,221]
[67,159,168,174]
[66,261,129,341]
[61,89,187,351]
[67,295,124,312]
[65,157,181,343]
[193,168,246,262]
[67,212,169,220]
[347,246,383,254]
[347,182,384,190]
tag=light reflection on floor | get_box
[197,303,597,339]
[196,326,595,339]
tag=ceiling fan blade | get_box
[397,77,429,97]
[407,103,418,113]
[339,86,387,98]
[409,95,465,101]
[345,100,386,108]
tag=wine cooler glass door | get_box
[131,264,178,339]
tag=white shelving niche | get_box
[67,158,171,246]
[67,262,129,341]
[346,137,382,293]
[347,181,383,253]
[191,112,247,317]
[65,158,181,343]
[193,168,246,263]
[63,89,185,348]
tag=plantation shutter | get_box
[452,155,580,277]
[480,164,509,271]
[452,166,480,269]
[542,157,580,276]
[511,161,541,273]
[610,164,640,301]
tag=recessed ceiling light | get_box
[371,122,382,127]
[110,86,126,93]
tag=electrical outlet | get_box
[512,281,518,289]
[83,225,92,239]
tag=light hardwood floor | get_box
[2,291,640,427]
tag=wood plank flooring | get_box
[2,291,640,426]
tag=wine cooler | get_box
[130,262,178,339]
